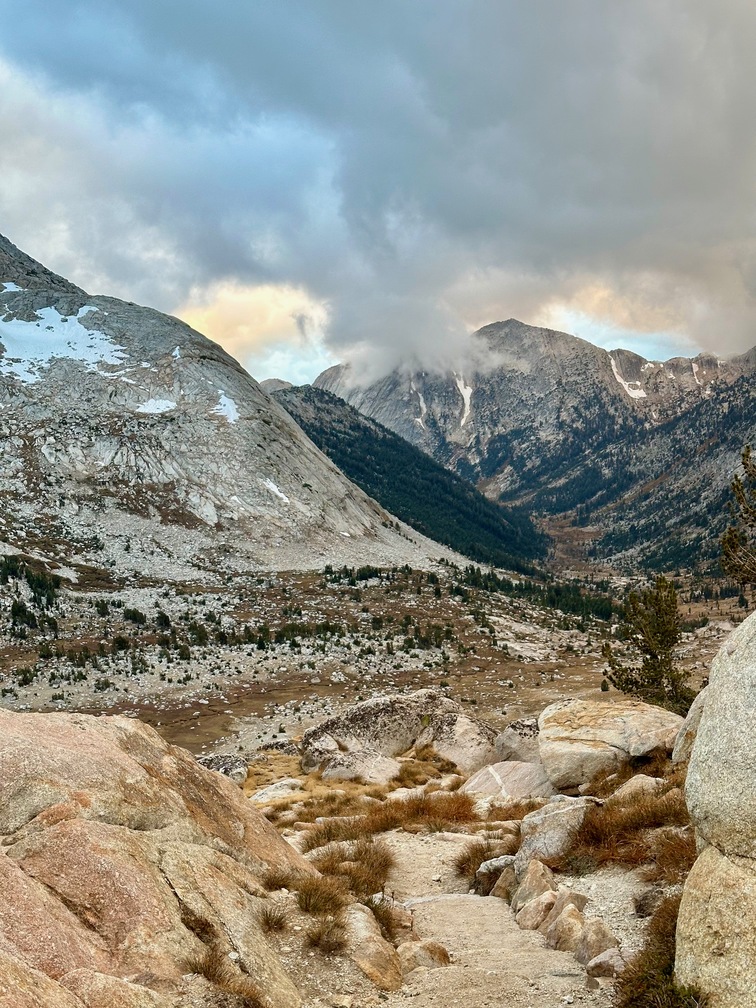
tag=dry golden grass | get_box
[295,875,350,915]
[362,895,402,944]
[257,903,289,932]
[641,827,698,885]
[453,838,502,882]
[486,797,546,822]
[309,837,396,899]
[185,943,265,1008]
[300,790,479,850]
[556,787,691,873]
[259,866,295,891]
[614,896,709,1008]
[305,915,349,955]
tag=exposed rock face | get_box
[460,761,555,800]
[494,717,540,763]
[315,319,756,570]
[0,709,312,1007]
[0,233,450,582]
[537,698,683,790]
[671,687,707,764]
[195,752,249,784]
[515,797,599,873]
[676,612,756,1007]
[300,689,497,779]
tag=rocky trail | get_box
[381,833,612,1008]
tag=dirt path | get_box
[381,833,613,1008]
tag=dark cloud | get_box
[2,1,756,376]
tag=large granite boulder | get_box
[300,689,497,778]
[0,710,312,1008]
[460,760,555,800]
[537,698,683,790]
[676,614,756,1007]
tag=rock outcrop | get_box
[300,689,497,780]
[537,698,683,790]
[676,613,756,1007]
[0,709,312,1007]
[460,760,555,800]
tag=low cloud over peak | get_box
[2,2,756,380]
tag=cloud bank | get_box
[2,1,756,379]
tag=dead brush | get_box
[557,788,691,872]
[486,798,545,822]
[259,866,295,891]
[184,942,265,1008]
[613,895,709,1008]
[257,903,289,933]
[390,759,437,787]
[641,827,698,885]
[295,874,350,915]
[453,838,503,885]
[309,837,396,898]
[414,743,460,776]
[305,915,349,955]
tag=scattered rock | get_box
[545,904,585,953]
[510,860,557,914]
[538,698,683,791]
[609,774,666,802]
[574,918,617,965]
[515,890,558,930]
[195,753,249,785]
[538,887,589,936]
[249,778,305,803]
[397,939,451,975]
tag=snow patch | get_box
[454,372,473,425]
[410,380,428,429]
[172,346,181,359]
[610,357,647,399]
[262,478,289,502]
[212,392,239,423]
[1,282,22,292]
[692,361,702,386]
[0,306,126,385]
[136,398,177,415]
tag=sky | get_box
[1,1,756,383]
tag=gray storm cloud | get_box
[2,0,756,376]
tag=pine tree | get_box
[602,575,694,714]
[721,444,756,583]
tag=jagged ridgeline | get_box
[274,385,547,573]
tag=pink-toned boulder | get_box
[0,710,311,1008]
[538,699,683,790]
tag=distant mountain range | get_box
[272,384,546,573]
[314,320,756,571]
[0,234,453,583]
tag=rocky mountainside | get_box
[315,320,756,570]
[0,234,454,584]
[273,384,546,572]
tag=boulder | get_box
[195,753,249,785]
[397,940,450,975]
[515,890,558,930]
[494,717,540,762]
[0,710,311,1007]
[537,887,589,936]
[510,860,556,914]
[671,687,707,764]
[676,611,756,1008]
[249,778,305,803]
[586,947,628,978]
[515,797,598,873]
[538,699,683,791]
[460,761,556,800]
[489,864,517,902]
[345,904,403,991]
[574,918,617,965]
[300,689,496,779]
[545,904,585,953]
[609,774,666,802]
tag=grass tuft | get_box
[305,915,349,955]
[184,943,265,1008]
[295,874,350,915]
[257,903,289,932]
[613,896,709,1008]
